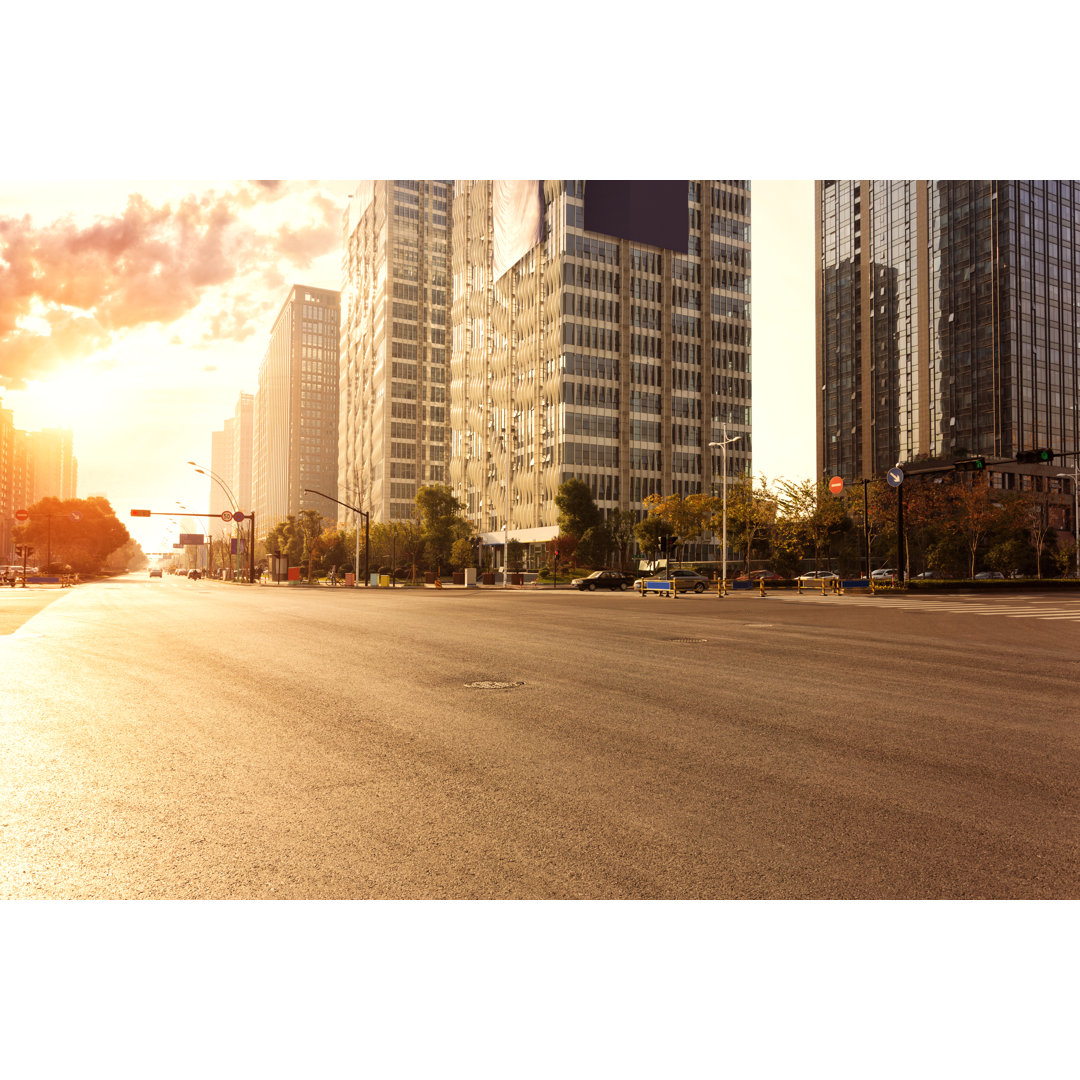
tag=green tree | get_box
[506,538,525,572]
[776,479,850,570]
[555,477,601,538]
[719,477,778,576]
[12,496,131,574]
[450,536,475,571]
[606,509,638,570]
[415,484,471,571]
[634,514,675,563]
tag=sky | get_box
[0,178,814,556]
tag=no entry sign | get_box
[14,508,28,521]
[829,476,844,496]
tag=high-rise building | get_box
[449,180,752,553]
[232,392,254,512]
[816,180,1080,480]
[29,427,77,502]
[209,419,234,518]
[253,285,340,532]
[338,180,452,525]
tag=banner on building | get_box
[584,180,688,252]
[493,180,544,280]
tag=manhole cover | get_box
[665,638,708,644]
[465,680,524,689]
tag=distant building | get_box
[816,180,1080,538]
[816,180,1080,476]
[29,427,77,502]
[449,180,752,558]
[338,180,452,525]
[253,285,340,533]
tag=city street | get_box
[1,575,1077,899]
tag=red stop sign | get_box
[14,508,29,521]
[829,476,844,496]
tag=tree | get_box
[506,539,524,572]
[574,524,612,568]
[12,496,131,574]
[642,493,714,560]
[415,484,471,571]
[634,514,675,563]
[943,475,1010,579]
[776,480,850,569]
[450,537,475,571]
[606,509,638,570]
[719,477,778,576]
[555,477,601,538]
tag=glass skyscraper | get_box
[817,180,1080,480]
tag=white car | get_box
[796,570,839,582]
[871,568,898,581]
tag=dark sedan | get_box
[571,570,634,591]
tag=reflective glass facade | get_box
[817,180,1080,479]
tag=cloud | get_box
[0,181,344,389]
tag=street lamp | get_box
[188,461,242,579]
[709,425,743,597]
[1056,467,1080,579]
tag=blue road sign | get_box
[887,467,904,487]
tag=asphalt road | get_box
[1,575,1077,898]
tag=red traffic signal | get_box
[130,509,152,517]
[554,549,560,559]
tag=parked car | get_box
[871,568,898,582]
[796,570,839,582]
[571,569,634,591]
[736,570,786,582]
[975,571,1005,579]
[633,569,709,593]
[913,570,939,579]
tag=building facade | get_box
[449,180,752,549]
[253,285,340,533]
[29,427,77,502]
[338,181,452,526]
[816,180,1080,482]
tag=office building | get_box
[338,180,452,525]
[29,427,77,502]
[253,285,340,533]
[816,180,1080,482]
[449,180,752,554]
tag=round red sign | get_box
[14,508,29,521]
[829,476,844,496]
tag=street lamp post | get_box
[188,462,242,579]
[709,425,743,597]
[1056,467,1080,579]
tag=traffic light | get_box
[1016,448,1054,464]
[130,509,152,517]
[954,457,986,472]
[554,548,560,560]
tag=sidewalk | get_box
[0,584,70,635]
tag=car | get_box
[871,568,898,581]
[796,570,839,582]
[633,569,710,594]
[187,569,202,580]
[736,570,786,582]
[913,570,939,579]
[571,569,634,591]
[975,571,1005,579]
[149,568,162,578]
